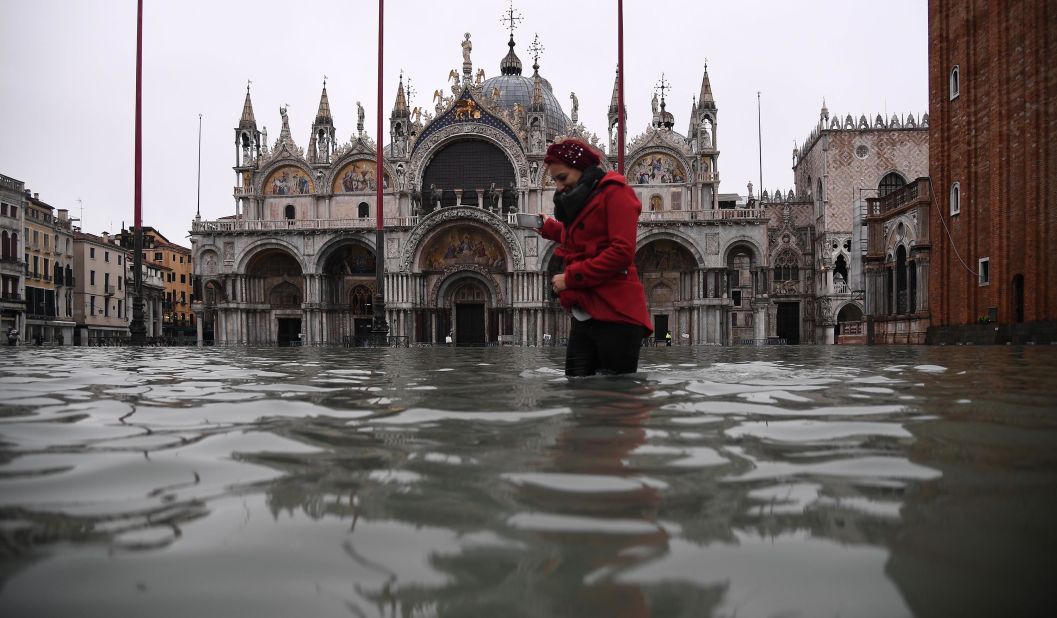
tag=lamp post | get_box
[371,0,390,345]
[129,0,147,345]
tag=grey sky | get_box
[0,0,927,245]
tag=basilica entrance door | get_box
[456,303,485,346]
[776,302,800,345]
[277,318,302,346]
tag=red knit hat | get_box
[544,139,601,170]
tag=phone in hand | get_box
[515,213,543,229]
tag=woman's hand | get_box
[551,273,567,293]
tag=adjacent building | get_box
[927,0,1057,343]
[117,226,195,339]
[73,232,129,344]
[22,191,76,344]
[1,174,26,340]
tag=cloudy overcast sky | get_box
[0,0,927,244]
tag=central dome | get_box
[480,37,569,141]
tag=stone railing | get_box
[192,217,421,232]
[639,209,767,223]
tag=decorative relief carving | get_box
[386,237,400,258]
[704,233,720,255]
[223,241,235,262]
[524,234,538,257]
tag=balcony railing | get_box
[1,293,22,303]
[192,216,422,233]
[233,186,253,196]
[639,209,768,223]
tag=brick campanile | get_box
[927,0,1057,342]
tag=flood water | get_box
[1,345,1055,617]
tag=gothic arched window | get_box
[878,172,907,197]
[773,251,799,282]
[284,205,295,220]
[358,202,370,218]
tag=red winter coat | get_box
[539,170,653,335]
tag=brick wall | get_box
[928,0,1057,328]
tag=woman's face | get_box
[547,162,582,192]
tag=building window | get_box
[118,255,122,265]
[285,204,296,220]
[90,247,95,259]
[731,313,738,327]
[118,276,122,290]
[978,257,990,286]
[773,251,799,282]
[180,274,186,284]
[649,195,663,211]
[90,270,95,285]
[357,202,369,218]
[878,172,907,198]
[950,182,961,215]
[118,300,123,318]
[154,252,163,261]
[855,145,869,159]
[732,290,742,306]
[104,250,110,262]
[950,66,960,100]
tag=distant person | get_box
[34,333,43,346]
[7,327,17,346]
[536,138,652,376]
[665,331,672,346]
[445,332,453,346]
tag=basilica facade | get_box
[189,32,778,346]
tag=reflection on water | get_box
[1,346,1056,617]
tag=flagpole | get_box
[129,0,146,345]
[372,0,389,345]
[617,0,625,174]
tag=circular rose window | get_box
[855,145,869,159]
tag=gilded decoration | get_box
[420,226,508,273]
[402,206,525,272]
[333,160,391,193]
[429,264,505,307]
[265,166,314,195]
[629,152,687,185]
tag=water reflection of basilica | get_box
[191,22,813,346]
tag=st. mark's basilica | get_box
[190,18,928,347]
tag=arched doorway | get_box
[321,242,377,345]
[245,249,304,345]
[836,303,864,344]
[637,239,696,341]
[725,242,760,343]
[421,139,516,212]
[1012,274,1025,323]
[451,278,489,346]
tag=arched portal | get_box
[726,242,761,343]
[245,249,304,345]
[449,277,490,346]
[637,239,696,339]
[421,139,516,212]
[320,241,377,346]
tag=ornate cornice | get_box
[400,206,525,273]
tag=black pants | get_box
[565,318,645,377]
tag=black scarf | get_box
[553,166,605,226]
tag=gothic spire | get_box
[499,0,524,76]
[314,79,333,125]
[393,72,409,115]
[608,65,622,128]
[239,81,257,130]
[698,60,716,109]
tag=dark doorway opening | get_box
[277,318,302,346]
[1012,274,1025,323]
[354,318,373,347]
[456,303,485,346]
[653,314,669,344]
[776,302,800,344]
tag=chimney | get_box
[58,209,68,220]
[33,193,39,200]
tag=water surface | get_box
[2,345,1056,617]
